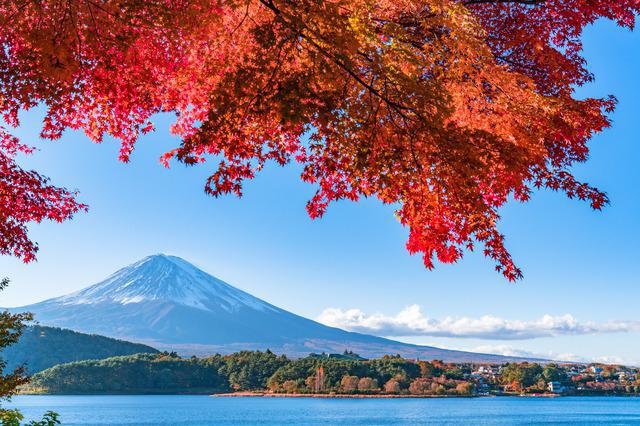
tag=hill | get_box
[27,351,429,395]
[28,352,231,395]
[8,254,541,363]
[2,325,159,374]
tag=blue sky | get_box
[1,20,639,364]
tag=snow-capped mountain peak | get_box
[54,254,277,313]
[13,255,530,363]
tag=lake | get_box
[7,395,640,425]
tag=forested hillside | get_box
[29,351,422,395]
[29,351,288,394]
[2,325,159,373]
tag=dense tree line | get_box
[28,352,472,396]
[26,350,640,397]
[30,353,228,394]
[29,350,289,394]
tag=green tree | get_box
[267,357,318,390]
[30,353,228,394]
[501,363,543,391]
[220,350,288,391]
[0,410,60,426]
[368,357,420,386]
[0,279,32,401]
[542,364,568,383]
[0,278,61,425]
[444,367,464,380]
[310,359,369,389]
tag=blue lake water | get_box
[7,395,640,425]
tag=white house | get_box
[547,381,566,394]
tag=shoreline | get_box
[212,392,633,399]
[14,392,638,398]
[213,392,493,399]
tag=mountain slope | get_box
[9,255,539,363]
[2,325,158,374]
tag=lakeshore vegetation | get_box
[24,350,640,397]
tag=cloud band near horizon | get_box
[317,305,640,340]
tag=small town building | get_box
[547,381,566,394]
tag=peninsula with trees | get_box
[24,350,640,398]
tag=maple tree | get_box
[1,0,637,279]
[0,131,86,261]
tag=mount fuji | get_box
[12,254,535,363]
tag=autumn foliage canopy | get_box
[1,0,638,279]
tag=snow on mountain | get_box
[10,255,540,363]
[54,254,278,313]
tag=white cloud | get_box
[317,305,640,340]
